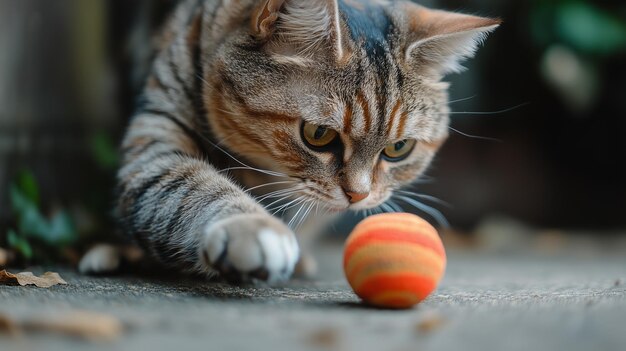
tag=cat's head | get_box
[205,0,500,212]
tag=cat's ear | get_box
[251,0,349,63]
[251,0,286,39]
[402,3,501,75]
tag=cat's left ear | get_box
[402,3,501,76]
[251,0,350,63]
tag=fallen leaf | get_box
[23,311,124,341]
[0,270,67,288]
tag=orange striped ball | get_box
[343,213,446,309]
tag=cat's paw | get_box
[202,214,299,284]
[79,244,122,275]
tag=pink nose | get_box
[345,191,369,204]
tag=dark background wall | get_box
[1,0,625,244]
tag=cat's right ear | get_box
[401,3,501,76]
[251,0,286,40]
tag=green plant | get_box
[5,171,78,262]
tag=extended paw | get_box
[202,214,299,284]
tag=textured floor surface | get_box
[1,242,625,351]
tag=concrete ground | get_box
[1,241,625,351]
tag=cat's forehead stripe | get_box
[342,103,353,135]
[386,99,402,138]
[396,110,410,140]
[355,91,372,134]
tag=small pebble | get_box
[415,314,447,334]
[307,328,339,348]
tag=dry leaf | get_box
[23,311,124,341]
[0,270,68,288]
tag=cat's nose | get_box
[345,191,370,204]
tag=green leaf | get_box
[47,211,78,245]
[17,204,50,240]
[16,170,39,205]
[556,2,626,55]
[18,208,78,246]
[9,184,31,215]
[90,132,119,169]
[9,170,40,215]
[7,229,33,259]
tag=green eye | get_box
[302,122,338,149]
[382,139,416,161]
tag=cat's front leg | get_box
[202,214,299,284]
[117,111,300,284]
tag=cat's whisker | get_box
[394,195,450,228]
[191,127,290,178]
[295,201,315,231]
[445,102,530,117]
[396,190,451,208]
[447,95,477,105]
[387,200,404,213]
[429,95,477,110]
[380,203,396,213]
[218,166,288,178]
[258,192,290,203]
[288,199,311,228]
[264,194,299,211]
[267,194,304,213]
[271,200,302,216]
[257,190,292,203]
[256,187,300,202]
[270,195,308,215]
[448,126,502,143]
[245,180,298,193]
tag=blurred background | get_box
[0,0,625,265]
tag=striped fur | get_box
[109,0,499,283]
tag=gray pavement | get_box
[1,242,625,351]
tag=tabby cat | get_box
[79,0,499,283]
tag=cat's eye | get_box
[302,122,338,149]
[382,139,417,162]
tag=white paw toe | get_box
[203,215,299,284]
[78,244,121,275]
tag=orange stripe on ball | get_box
[344,229,445,260]
[348,222,438,243]
[368,291,421,309]
[350,213,435,232]
[345,243,445,283]
[356,273,437,303]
